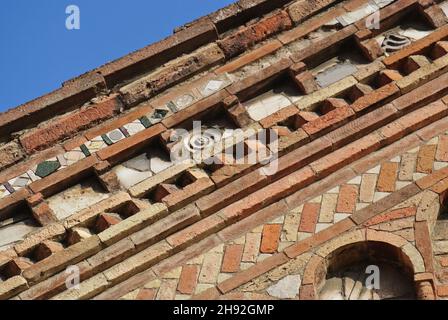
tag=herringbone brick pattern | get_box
[120,132,448,300]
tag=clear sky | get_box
[0,0,236,112]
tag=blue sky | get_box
[0,0,235,112]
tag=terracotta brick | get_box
[415,221,434,272]
[162,90,229,128]
[87,238,136,274]
[383,23,448,68]
[351,83,400,113]
[98,20,217,87]
[0,276,28,300]
[33,241,65,261]
[227,58,292,99]
[136,288,156,300]
[432,41,448,59]
[0,72,105,138]
[163,178,215,211]
[93,269,157,300]
[279,5,346,44]
[0,141,25,171]
[336,185,358,214]
[416,114,448,141]
[364,207,416,226]
[276,138,332,176]
[299,284,316,300]
[3,258,33,278]
[221,244,244,273]
[20,96,121,153]
[294,71,319,94]
[285,219,355,258]
[14,223,66,256]
[422,5,448,28]
[417,145,437,174]
[95,213,122,233]
[396,101,448,134]
[196,170,268,216]
[299,203,320,233]
[219,166,316,223]
[303,107,355,137]
[177,265,199,295]
[439,256,448,267]
[104,241,172,286]
[259,105,298,128]
[311,132,382,177]
[378,69,403,86]
[29,156,98,197]
[192,287,221,300]
[85,103,154,140]
[399,153,418,181]
[437,285,448,297]
[292,25,358,63]
[19,261,91,300]
[26,193,44,208]
[242,233,262,263]
[23,236,102,285]
[430,176,448,194]
[217,253,289,294]
[130,204,200,249]
[97,124,165,163]
[377,162,399,192]
[288,0,339,23]
[166,215,226,249]
[31,202,58,226]
[359,38,384,62]
[436,135,448,161]
[260,224,282,253]
[326,104,397,148]
[216,40,282,74]
[359,174,377,203]
[120,43,224,107]
[417,167,448,190]
[351,183,421,225]
[393,73,448,113]
[218,11,292,58]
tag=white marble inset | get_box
[337,3,378,26]
[246,93,292,121]
[124,120,146,136]
[115,165,153,189]
[63,147,86,166]
[85,137,108,153]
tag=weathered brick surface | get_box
[23,236,102,285]
[336,185,358,214]
[4,0,448,301]
[221,244,244,272]
[377,162,399,192]
[177,265,199,295]
[0,141,25,171]
[0,73,105,138]
[260,224,282,253]
[287,0,338,23]
[98,20,217,86]
[384,25,448,68]
[218,11,292,58]
[120,44,225,106]
[20,96,121,153]
[299,203,320,233]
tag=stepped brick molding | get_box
[1,0,448,300]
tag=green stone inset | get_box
[35,161,61,178]
[140,116,152,128]
[80,144,91,157]
[101,134,114,146]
